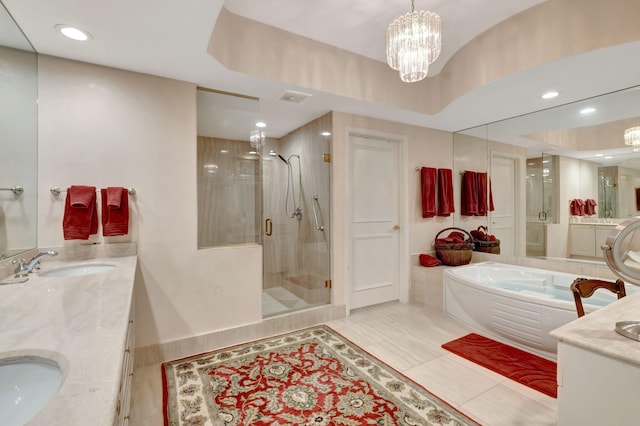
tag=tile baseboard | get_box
[134,304,346,368]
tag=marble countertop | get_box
[0,254,137,425]
[550,288,640,366]
[569,222,618,226]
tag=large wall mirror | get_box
[0,1,38,259]
[454,84,640,264]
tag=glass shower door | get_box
[261,115,332,317]
[526,153,557,257]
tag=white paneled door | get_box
[349,135,400,309]
[490,155,516,255]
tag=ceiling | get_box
[3,0,640,155]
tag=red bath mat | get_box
[442,333,557,398]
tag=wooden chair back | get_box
[570,278,626,317]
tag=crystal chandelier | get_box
[624,126,640,152]
[386,0,441,83]
[249,129,265,149]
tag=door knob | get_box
[393,225,400,231]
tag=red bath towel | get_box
[63,185,98,240]
[437,168,455,216]
[421,167,437,218]
[570,199,585,216]
[476,172,494,216]
[461,171,478,216]
[584,198,597,216]
[101,187,129,236]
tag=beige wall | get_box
[0,46,38,254]
[37,56,262,347]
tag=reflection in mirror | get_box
[453,125,526,257]
[452,126,489,235]
[463,84,640,263]
[0,1,37,259]
[526,153,558,256]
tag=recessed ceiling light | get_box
[255,122,266,128]
[321,131,331,136]
[541,91,559,99]
[604,156,613,159]
[55,24,92,41]
[594,154,604,157]
[220,150,228,154]
[580,107,596,115]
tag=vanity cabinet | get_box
[568,224,616,259]
[556,341,640,425]
[551,290,640,426]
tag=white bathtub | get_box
[443,261,628,360]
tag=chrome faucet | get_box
[14,250,59,277]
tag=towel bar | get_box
[50,187,136,196]
[0,186,23,195]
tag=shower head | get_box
[269,150,290,164]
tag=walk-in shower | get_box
[261,115,332,317]
[196,87,331,318]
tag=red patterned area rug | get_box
[441,333,557,398]
[162,325,481,425]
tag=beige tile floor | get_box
[129,302,557,425]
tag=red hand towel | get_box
[63,185,98,240]
[461,171,478,216]
[419,254,442,267]
[575,199,585,216]
[489,178,495,212]
[584,199,597,215]
[636,188,640,211]
[421,167,437,218]
[101,187,129,236]
[570,199,579,216]
[477,172,490,216]
[437,168,455,216]
[106,187,123,209]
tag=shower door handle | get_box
[311,196,325,231]
[265,218,273,236]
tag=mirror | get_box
[0,1,38,259]
[454,84,640,263]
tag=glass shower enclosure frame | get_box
[259,114,332,317]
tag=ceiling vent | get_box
[278,90,312,104]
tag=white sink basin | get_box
[38,263,116,278]
[0,358,63,425]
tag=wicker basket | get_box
[471,226,501,254]
[434,227,474,266]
